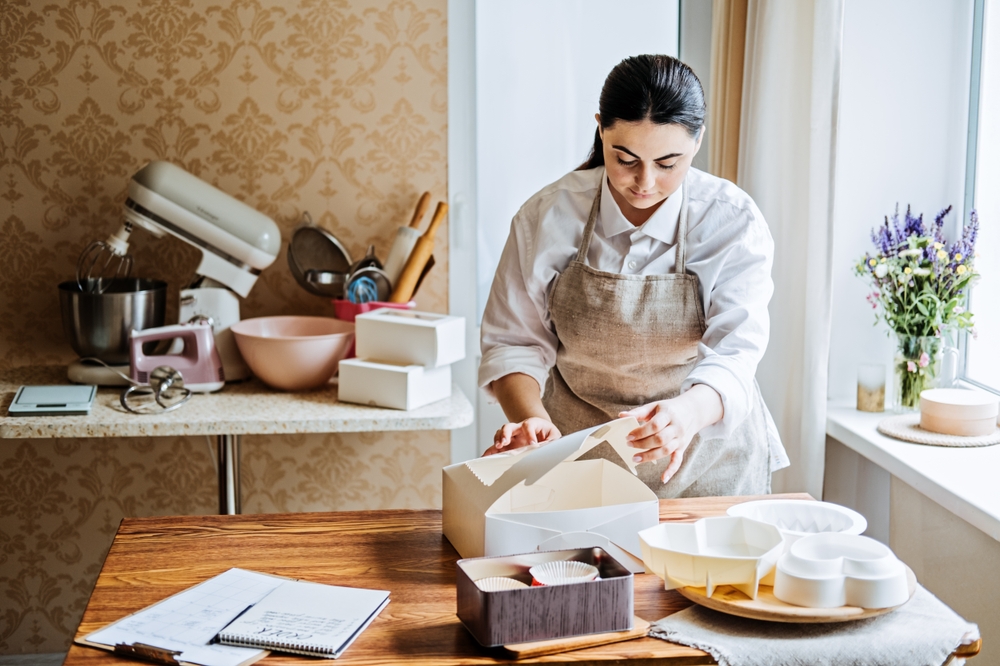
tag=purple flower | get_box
[903,205,924,238]
[933,206,951,244]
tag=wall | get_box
[891,478,1000,666]
[824,442,999,665]
[474,0,680,322]
[827,0,974,402]
[0,0,448,655]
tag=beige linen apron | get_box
[542,181,770,498]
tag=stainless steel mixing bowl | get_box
[59,278,167,364]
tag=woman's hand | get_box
[483,418,562,456]
[620,384,724,483]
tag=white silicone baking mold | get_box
[773,532,909,609]
[726,499,867,546]
[638,516,783,599]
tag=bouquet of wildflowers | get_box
[854,205,978,407]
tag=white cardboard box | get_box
[442,418,659,573]
[355,309,465,368]
[338,358,451,410]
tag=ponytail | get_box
[579,128,605,170]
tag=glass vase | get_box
[893,335,942,411]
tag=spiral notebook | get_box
[216,578,390,659]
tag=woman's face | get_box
[599,116,703,224]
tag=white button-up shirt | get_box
[480,166,784,462]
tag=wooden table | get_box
[64,495,793,666]
[65,494,981,665]
[0,365,473,515]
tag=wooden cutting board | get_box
[502,617,650,659]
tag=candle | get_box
[857,364,885,412]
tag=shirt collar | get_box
[598,173,683,245]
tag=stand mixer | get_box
[69,161,280,385]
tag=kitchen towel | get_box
[649,584,978,666]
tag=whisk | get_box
[76,221,134,293]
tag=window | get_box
[963,0,1000,391]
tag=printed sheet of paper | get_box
[86,568,284,666]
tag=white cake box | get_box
[919,388,999,437]
[338,358,451,410]
[442,418,659,573]
[355,308,465,369]
[638,516,784,600]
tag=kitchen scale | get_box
[9,385,97,416]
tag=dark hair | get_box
[578,54,705,170]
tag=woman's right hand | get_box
[483,418,562,456]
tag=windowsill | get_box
[826,400,1000,544]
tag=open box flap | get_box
[459,417,642,509]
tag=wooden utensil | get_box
[502,616,650,659]
[390,201,447,303]
[383,192,431,286]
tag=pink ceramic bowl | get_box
[231,316,355,391]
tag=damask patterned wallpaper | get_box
[1,0,449,654]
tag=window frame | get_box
[958,0,995,394]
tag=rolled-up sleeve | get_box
[681,200,774,439]
[478,211,559,400]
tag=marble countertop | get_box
[827,401,1000,543]
[0,365,474,439]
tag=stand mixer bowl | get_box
[59,278,167,364]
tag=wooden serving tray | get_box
[676,566,917,623]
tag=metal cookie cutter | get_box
[121,366,193,414]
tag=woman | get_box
[478,54,788,497]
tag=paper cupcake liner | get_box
[529,561,599,586]
[475,576,529,592]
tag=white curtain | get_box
[738,0,844,497]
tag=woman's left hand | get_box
[619,384,725,483]
[619,399,697,483]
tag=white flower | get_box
[875,263,888,278]
[899,248,923,257]
[912,267,931,276]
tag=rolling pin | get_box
[382,192,431,286]
[390,201,447,303]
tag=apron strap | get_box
[576,183,602,263]
[675,180,689,275]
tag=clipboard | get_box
[73,569,295,666]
